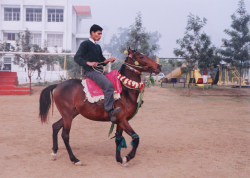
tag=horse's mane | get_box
[119,57,128,76]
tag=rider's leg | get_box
[85,70,114,111]
[85,71,120,121]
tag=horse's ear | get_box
[127,46,133,54]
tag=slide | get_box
[164,63,186,80]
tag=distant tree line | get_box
[174,0,250,96]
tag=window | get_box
[47,34,63,47]
[26,8,42,22]
[48,9,63,22]
[4,57,11,63]
[3,33,16,41]
[4,8,20,21]
[31,33,42,46]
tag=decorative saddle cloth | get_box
[82,70,122,103]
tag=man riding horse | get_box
[74,24,121,122]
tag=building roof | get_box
[73,6,90,15]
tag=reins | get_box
[92,55,144,75]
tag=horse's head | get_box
[127,48,162,74]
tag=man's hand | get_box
[87,61,98,67]
[108,57,116,63]
[104,57,116,64]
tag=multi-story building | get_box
[0,0,92,84]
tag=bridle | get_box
[93,50,159,76]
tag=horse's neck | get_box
[120,64,141,103]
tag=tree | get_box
[104,28,129,70]
[174,14,220,96]
[0,42,7,68]
[12,29,53,94]
[104,28,129,60]
[220,0,250,96]
[120,12,161,60]
[55,49,82,78]
[104,12,161,70]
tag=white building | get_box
[0,0,92,84]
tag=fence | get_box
[0,52,112,84]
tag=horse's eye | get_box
[140,57,144,59]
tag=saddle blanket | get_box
[82,70,122,103]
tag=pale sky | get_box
[70,0,250,58]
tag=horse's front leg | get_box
[118,121,140,165]
[114,125,124,164]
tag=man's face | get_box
[91,30,102,41]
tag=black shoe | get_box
[109,107,121,122]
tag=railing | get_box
[0,52,112,81]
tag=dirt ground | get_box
[0,85,250,178]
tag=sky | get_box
[70,0,250,58]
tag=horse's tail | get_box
[39,84,58,123]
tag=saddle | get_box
[82,70,122,103]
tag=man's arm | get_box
[74,42,98,67]
[74,42,88,66]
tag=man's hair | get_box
[90,24,103,35]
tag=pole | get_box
[156,58,159,85]
[81,67,83,80]
[224,68,228,85]
[219,65,222,85]
[227,67,229,84]
[64,55,67,80]
[108,53,112,72]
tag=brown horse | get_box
[39,49,161,166]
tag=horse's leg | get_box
[118,121,140,165]
[115,125,124,164]
[51,118,63,160]
[60,108,81,165]
[51,108,79,161]
[61,120,82,165]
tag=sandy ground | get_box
[0,85,250,178]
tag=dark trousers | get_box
[85,70,114,112]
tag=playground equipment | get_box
[218,64,247,85]
[163,64,218,87]
[161,61,247,87]
[164,63,186,81]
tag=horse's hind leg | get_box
[60,108,82,165]
[51,118,63,160]
[115,125,124,164]
[119,121,140,165]
[61,120,82,165]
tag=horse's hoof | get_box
[122,163,129,167]
[75,161,83,166]
[122,157,127,164]
[51,152,57,160]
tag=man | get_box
[74,24,121,122]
